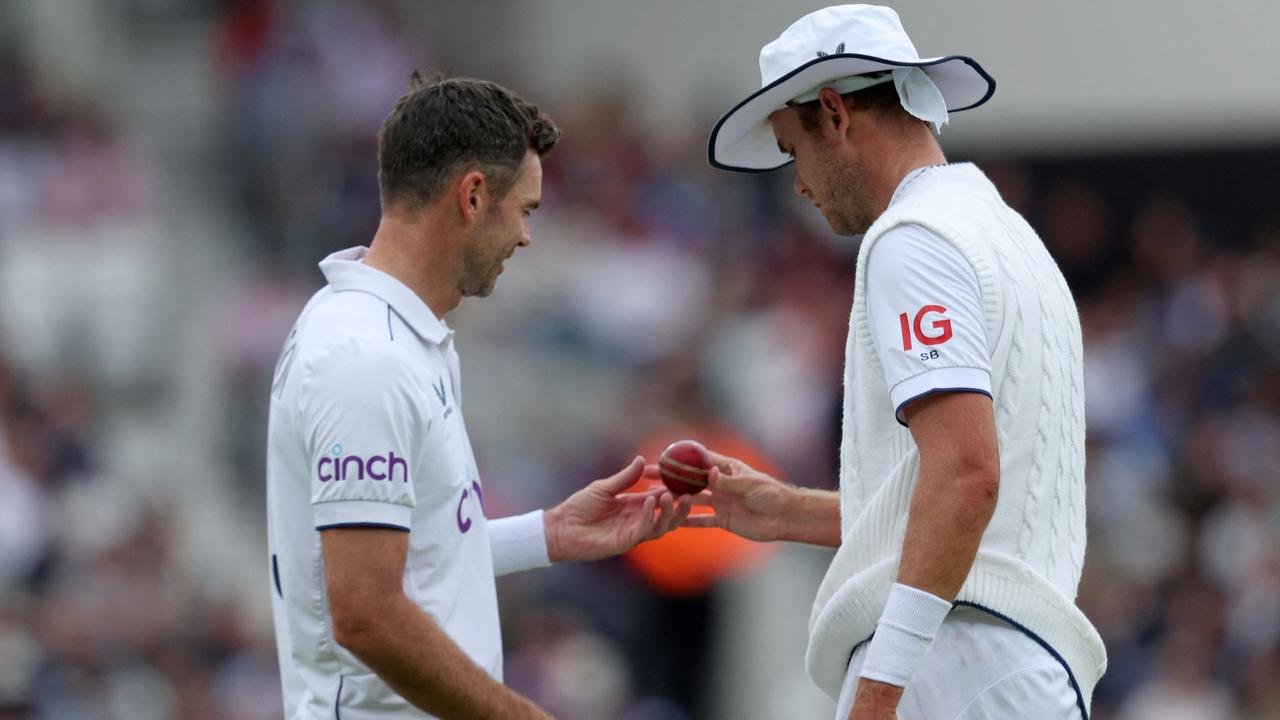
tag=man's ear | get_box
[817,87,849,136]
[455,170,487,223]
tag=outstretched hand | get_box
[679,451,796,542]
[545,457,690,563]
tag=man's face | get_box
[460,151,542,298]
[769,105,876,236]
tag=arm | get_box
[682,452,841,548]
[323,527,552,720]
[897,392,999,596]
[850,390,999,718]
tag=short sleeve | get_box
[299,347,421,531]
[866,224,993,426]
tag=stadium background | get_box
[1,1,1279,718]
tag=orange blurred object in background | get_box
[624,423,780,597]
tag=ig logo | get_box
[899,305,953,358]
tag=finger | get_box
[684,492,714,507]
[664,498,693,534]
[616,486,666,504]
[680,515,720,529]
[650,492,675,539]
[658,491,674,517]
[707,465,747,491]
[705,450,744,474]
[594,456,646,494]
[642,463,662,479]
[643,494,660,536]
[653,497,681,536]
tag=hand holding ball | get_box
[658,440,713,496]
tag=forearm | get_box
[339,595,549,720]
[896,467,998,599]
[779,487,842,548]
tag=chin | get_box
[830,213,873,237]
[827,218,860,237]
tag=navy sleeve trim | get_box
[315,522,410,532]
[895,387,993,427]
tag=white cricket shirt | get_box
[266,247,547,720]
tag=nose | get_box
[792,171,809,200]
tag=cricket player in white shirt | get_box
[690,5,1107,719]
[266,73,688,720]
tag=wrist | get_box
[775,485,805,542]
[855,677,904,701]
[783,487,841,546]
[859,583,952,687]
[543,505,563,562]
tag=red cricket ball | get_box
[658,439,713,496]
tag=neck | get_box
[363,209,462,319]
[872,129,947,216]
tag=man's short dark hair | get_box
[377,72,560,212]
[791,78,909,134]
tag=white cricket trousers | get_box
[833,607,1084,720]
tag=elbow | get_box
[959,465,1000,513]
[330,597,385,656]
[331,609,373,654]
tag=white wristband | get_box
[488,510,551,577]
[859,583,953,687]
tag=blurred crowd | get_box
[0,38,279,720]
[0,0,1278,718]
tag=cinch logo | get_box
[899,305,954,351]
[317,444,409,483]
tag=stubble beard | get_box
[822,159,876,236]
[459,214,506,298]
[459,246,501,298]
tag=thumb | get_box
[597,456,645,494]
[707,465,721,492]
[706,450,746,475]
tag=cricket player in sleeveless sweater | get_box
[692,5,1107,719]
[266,74,688,720]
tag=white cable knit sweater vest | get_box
[806,163,1107,709]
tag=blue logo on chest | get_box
[432,377,455,419]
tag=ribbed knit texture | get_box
[806,164,1107,707]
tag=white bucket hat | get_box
[708,4,995,172]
